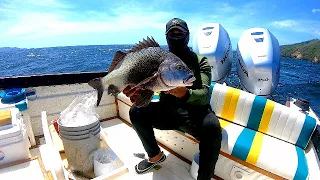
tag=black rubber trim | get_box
[311,124,320,159]
[0,72,108,89]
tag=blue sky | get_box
[0,0,319,48]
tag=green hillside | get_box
[280,39,320,63]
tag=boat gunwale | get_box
[0,71,108,89]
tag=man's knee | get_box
[129,106,139,124]
[203,113,221,137]
[129,105,149,126]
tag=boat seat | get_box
[219,118,308,179]
[116,82,317,179]
[209,82,317,179]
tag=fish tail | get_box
[88,78,104,106]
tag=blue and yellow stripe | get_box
[221,87,241,122]
[246,132,264,164]
[207,82,216,105]
[231,128,265,165]
[231,128,256,161]
[293,146,308,180]
[258,100,275,133]
[247,96,268,131]
[216,85,241,129]
[231,96,275,165]
[210,82,316,173]
[151,91,160,102]
[296,115,317,149]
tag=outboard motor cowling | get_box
[192,23,232,83]
[236,28,280,96]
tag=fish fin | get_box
[132,72,159,90]
[88,78,104,106]
[107,85,120,95]
[108,51,127,72]
[129,36,160,53]
[134,90,154,108]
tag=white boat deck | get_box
[28,118,206,180]
[99,118,197,180]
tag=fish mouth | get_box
[183,76,196,86]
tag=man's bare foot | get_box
[149,151,164,162]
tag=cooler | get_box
[0,108,30,166]
[0,88,36,146]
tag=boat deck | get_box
[29,118,205,180]
[99,118,197,180]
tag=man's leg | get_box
[129,102,179,159]
[130,102,183,174]
[197,111,222,180]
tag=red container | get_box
[52,118,59,134]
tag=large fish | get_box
[88,37,195,107]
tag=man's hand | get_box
[164,87,188,98]
[123,86,138,97]
[123,86,151,104]
[123,86,140,103]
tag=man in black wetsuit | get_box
[124,18,222,180]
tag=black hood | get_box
[165,18,191,60]
[166,34,191,60]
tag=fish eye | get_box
[177,64,183,70]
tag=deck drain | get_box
[154,165,162,170]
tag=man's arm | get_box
[165,56,212,105]
[186,56,212,105]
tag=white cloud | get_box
[0,0,177,47]
[221,3,236,12]
[0,0,263,47]
[314,30,320,36]
[1,0,173,40]
[270,20,298,28]
[269,19,320,41]
[4,0,69,8]
[0,0,69,15]
[312,9,320,13]
[6,12,170,39]
[0,0,318,48]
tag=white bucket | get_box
[93,148,117,177]
[59,119,101,174]
[190,152,200,179]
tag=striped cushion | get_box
[220,119,308,179]
[209,82,317,149]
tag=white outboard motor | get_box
[192,23,232,83]
[236,28,280,96]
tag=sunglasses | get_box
[167,31,188,39]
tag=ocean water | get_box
[0,45,319,116]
